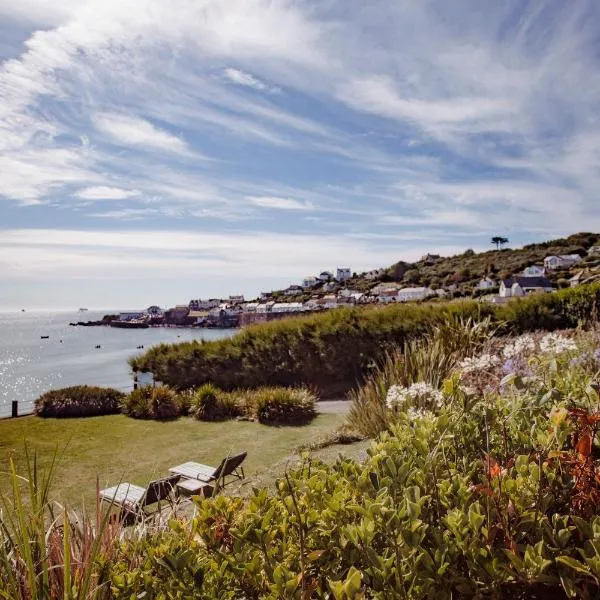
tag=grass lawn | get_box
[0,412,348,507]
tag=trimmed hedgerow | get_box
[248,387,317,425]
[191,384,242,421]
[122,386,180,420]
[130,282,600,397]
[34,385,125,418]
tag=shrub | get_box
[122,386,180,420]
[191,384,241,421]
[34,385,124,418]
[248,387,317,425]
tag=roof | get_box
[503,276,552,288]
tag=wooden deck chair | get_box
[99,474,180,524]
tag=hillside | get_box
[378,231,600,293]
[266,232,600,300]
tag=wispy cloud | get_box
[74,186,141,201]
[88,208,158,220]
[223,67,279,93]
[92,113,188,154]
[247,196,314,210]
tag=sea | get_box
[0,311,234,419]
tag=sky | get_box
[1,0,600,310]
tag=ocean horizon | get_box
[0,311,233,418]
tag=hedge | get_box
[130,282,600,397]
[34,385,125,418]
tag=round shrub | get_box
[250,387,317,425]
[34,385,125,418]
[192,384,241,421]
[122,386,180,420]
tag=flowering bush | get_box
[539,331,578,354]
[108,330,600,598]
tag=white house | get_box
[500,276,553,297]
[322,294,339,309]
[271,302,305,313]
[588,246,600,257]
[396,287,434,302]
[477,277,496,290]
[544,255,583,270]
[335,267,352,281]
[499,281,524,298]
[241,302,260,312]
[302,276,318,288]
[522,265,547,277]
[338,288,360,298]
[321,281,337,292]
[256,301,275,313]
[228,295,245,304]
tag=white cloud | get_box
[89,208,157,220]
[92,113,188,154]
[223,68,278,93]
[0,228,470,282]
[247,196,313,210]
[74,186,141,200]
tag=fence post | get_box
[11,401,18,418]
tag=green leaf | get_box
[307,549,326,562]
[344,567,363,597]
[556,556,591,576]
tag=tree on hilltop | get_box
[491,236,509,250]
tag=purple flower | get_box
[502,359,516,375]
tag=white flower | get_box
[502,335,536,359]
[386,384,407,409]
[539,333,578,355]
[385,382,444,410]
[459,354,500,373]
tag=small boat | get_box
[79,308,89,312]
[41,335,49,339]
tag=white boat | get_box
[78,308,89,312]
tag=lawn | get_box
[0,412,348,507]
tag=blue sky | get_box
[1,0,600,310]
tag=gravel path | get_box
[317,400,352,414]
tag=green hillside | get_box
[379,231,600,292]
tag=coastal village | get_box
[103,238,600,329]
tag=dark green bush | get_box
[130,283,600,397]
[191,384,241,421]
[249,387,316,425]
[34,385,124,418]
[122,386,180,420]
